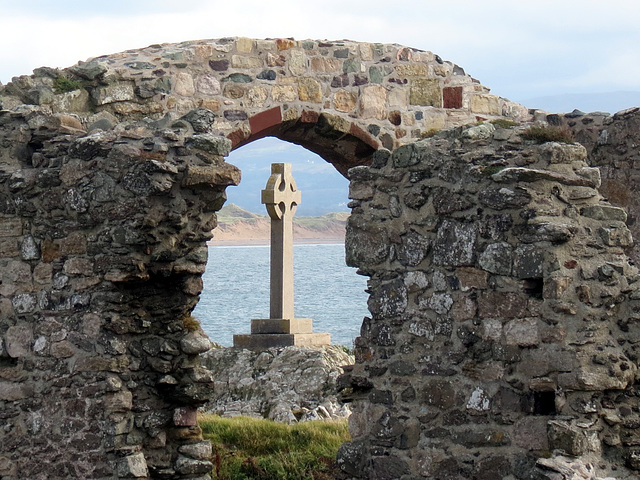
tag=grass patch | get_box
[490,118,519,129]
[183,314,201,332]
[53,76,83,94]
[420,128,439,139]
[521,125,574,144]
[200,414,350,480]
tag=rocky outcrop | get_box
[200,345,353,423]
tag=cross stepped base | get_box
[250,318,313,334]
[233,332,331,350]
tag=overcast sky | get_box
[1,0,640,112]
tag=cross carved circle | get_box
[261,163,301,220]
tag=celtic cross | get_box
[261,163,301,319]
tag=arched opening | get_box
[192,136,369,348]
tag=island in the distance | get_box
[209,204,348,246]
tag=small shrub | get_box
[521,125,574,144]
[420,128,439,139]
[53,76,82,94]
[338,344,354,356]
[183,314,201,332]
[490,118,519,129]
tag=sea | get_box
[193,243,370,347]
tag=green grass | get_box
[521,124,574,144]
[200,414,350,480]
[53,76,83,94]
[490,118,519,129]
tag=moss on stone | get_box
[53,76,82,94]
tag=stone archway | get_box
[4,37,640,480]
[1,37,528,176]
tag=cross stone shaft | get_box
[261,163,301,319]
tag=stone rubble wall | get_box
[200,345,353,423]
[0,107,238,478]
[339,122,640,479]
[2,36,640,480]
[0,37,529,175]
[532,107,640,267]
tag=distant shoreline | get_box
[208,238,345,247]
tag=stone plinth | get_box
[233,333,331,349]
[251,318,313,334]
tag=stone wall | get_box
[340,123,640,479]
[0,109,237,478]
[533,107,640,267]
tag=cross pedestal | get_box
[233,163,330,350]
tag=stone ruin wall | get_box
[0,110,237,478]
[0,37,640,479]
[341,119,640,479]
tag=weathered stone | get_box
[186,134,232,155]
[478,292,527,319]
[410,78,442,107]
[174,407,198,427]
[504,318,539,346]
[492,167,597,187]
[513,245,543,279]
[195,75,221,95]
[311,57,342,72]
[269,84,296,103]
[433,220,478,266]
[231,55,262,69]
[396,231,430,266]
[470,94,501,115]
[180,332,212,355]
[4,36,640,480]
[105,391,133,412]
[93,83,135,105]
[359,85,387,120]
[117,453,149,478]
[50,340,75,358]
[288,49,307,76]
[0,382,34,401]
[334,89,357,113]
[548,420,601,456]
[5,325,32,357]
[69,60,107,80]
[297,78,322,102]
[346,226,388,267]
[20,235,39,260]
[175,72,196,96]
[479,242,512,275]
[178,441,213,460]
[599,225,633,247]
[423,380,456,408]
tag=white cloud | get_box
[2,0,640,104]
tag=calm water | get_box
[193,244,370,347]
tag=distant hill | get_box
[522,91,640,115]
[211,204,348,245]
